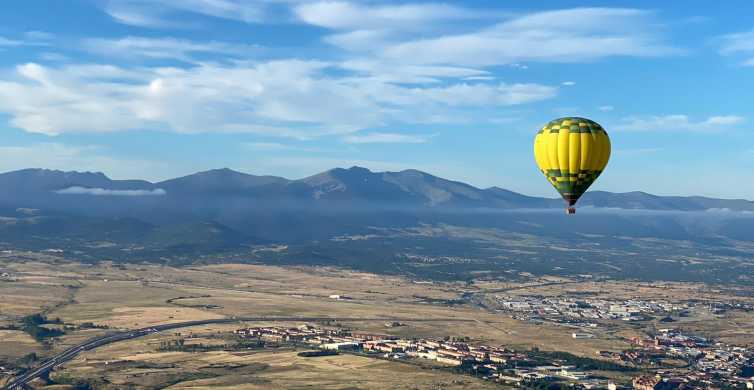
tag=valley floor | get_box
[1,252,753,389]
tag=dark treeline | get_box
[21,313,65,341]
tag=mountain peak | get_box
[0,168,115,191]
[16,168,109,179]
[194,167,244,176]
[346,166,372,172]
[158,167,288,192]
[326,166,373,175]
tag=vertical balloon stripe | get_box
[569,132,580,174]
[597,133,610,169]
[557,129,570,173]
[588,132,599,171]
[579,132,591,171]
[546,132,560,173]
[590,131,602,170]
[534,134,549,172]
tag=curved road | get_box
[2,316,473,389]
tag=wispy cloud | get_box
[719,28,754,65]
[343,132,432,144]
[55,186,167,196]
[82,36,261,61]
[293,2,497,30]
[24,31,54,41]
[0,37,24,47]
[0,61,556,137]
[102,0,274,28]
[561,81,576,86]
[374,8,682,67]
[617,115,745,132]
[291,4,682,87]
[598,105,615,112]
[0,32,52,47]
[339,60,489,84]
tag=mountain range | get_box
[2,166,752,212]
[0,167,754,283]
[1,166,753,266]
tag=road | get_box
[2,316,473,389]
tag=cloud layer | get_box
[0,2,687,141]
[719,28,754,65]
[55,186,167,196]
[0,60,556,137]
[617,115,745,132]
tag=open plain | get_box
[2,251,753,388]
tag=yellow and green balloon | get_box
[533,117,611,214]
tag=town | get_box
[493,294,753,325]
[233,324,754,389]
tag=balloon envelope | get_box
[533,117,611,211]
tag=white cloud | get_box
[0,61,556,137]
[704,115,745,126]
[0,32,51,47]
[324,29,391,51]
[464,76,495,81]
[377,8,682,67]
[598,105,615,111]
[303,6,680,87]
[366,82,557,108]
[617,115,745,132]
[82,37,261,61]
[55,186,167,196]
[561,81,576,86]
[340,59,489,84]
[343,132,431,144]
[719,28,754,65]
[0,37,24,47]
[103,0,275,27]
[293,2,494,29]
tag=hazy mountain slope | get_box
[0,167,753,220]
[0,168,153,192]
[578,191,754,212]
[299,167,425,204]
[158,168,289,195]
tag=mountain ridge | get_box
[1,166,753,268]
[1,166,753,212]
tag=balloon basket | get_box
[566,207,576,215]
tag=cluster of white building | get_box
[235,325,621,388]
[234,324,754,388]
[496,295,687,322]
[400,254,476,264]
[629,329,754,388]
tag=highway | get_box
[2,316,473,389]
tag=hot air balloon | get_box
[533,117,611,214]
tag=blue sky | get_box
[1,0,753,198]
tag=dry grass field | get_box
[2,252,753,388]
[41,330,501,390]
[0,330,41,359]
